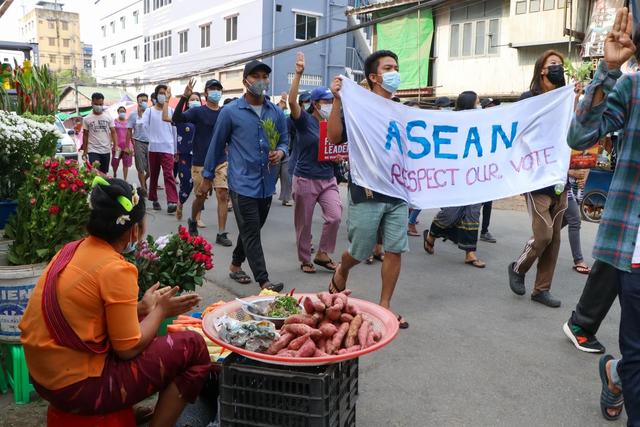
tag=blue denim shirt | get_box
[203,95,289,199]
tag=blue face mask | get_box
[157,94,167,105]
[188,101,201,109]
[139,101,148,110]
[380,71,401,94]
[207,90,222,103]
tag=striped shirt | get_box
[568,61,640,272]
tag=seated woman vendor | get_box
[19,177,210,426]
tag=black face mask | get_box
[546,64,566,87]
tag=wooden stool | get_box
[47,405,136,427]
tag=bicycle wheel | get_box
[580,190,607,223]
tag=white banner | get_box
[340,77,574,209]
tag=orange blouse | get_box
[20,236,141,390]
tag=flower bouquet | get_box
[4,157,95,265]
[127,225,214,298]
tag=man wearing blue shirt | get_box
[200,60,288,292]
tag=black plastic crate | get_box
[220,353,358,427]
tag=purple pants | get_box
[292,176,342,263]
[149,151,178,204]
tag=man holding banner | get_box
[568,6,640,422]
[327,50,410,329]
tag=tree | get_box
[56,69,96,86]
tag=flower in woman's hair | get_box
[48,205,60,215]
[116,215,130,225]
[131,188,140,206]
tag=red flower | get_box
[70,168,78,176]
[205,261,213,270]
[58,180,69,190]
[70,184,78,192]
[64,159,72,166]
[194,236,204,245]
[204,243,212,252]
[48,205,60,215]
[51,161,59,168]
[75,179,84,187]
[30,198,36,205]
[47,174,56,182]
[66,174,75,183]
[43,159,51,168]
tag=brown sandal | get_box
[465,259,486,269]
[423,230,434,254]
[301,263,316,274]
[329,265,346,294]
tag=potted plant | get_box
[0,157,95,342]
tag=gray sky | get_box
[0,0,97,44]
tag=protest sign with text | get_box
[318,120,349,161]
[339,77,574,209]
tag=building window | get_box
[62,21,68,31]
[102,56,107,68]
[63,55,70,65]
[152,0,172,10]
[133,11,139,24]
[152,30,172,59]
[144,36,150,62]
[450,1,501,58]
[179,30,188,53]
[558,0,565,7]
[134,45,139,59]
[110,21,115,33]
[530,0,540,12]
[225,15,238,42]
[120,16,126,29]
[287,73,322,86]
[63,38,70,47]
[200,23,211,48]
[143,0,150,14]
[111,53,116,65]
[515,0,527,14]
[101,25,106,37]
[49,55,56,63]
[121,49,126,63]
[48,37,56,46]
[48,21,54,29]
[295,13,317,41]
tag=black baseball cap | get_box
[243,60,272,79]
[481,98,501,108]
[205,79,223,90]
[435,96,452,108]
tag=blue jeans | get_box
[408,209,421,225]
[618,268,640,424]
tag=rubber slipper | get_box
[407,230,420,236]
[301,263,316,274]
[396,315,409,329]
[573,264,591,275]
[423,230,434,254]
[314,258,337,271]
[365,256,374,265]
[599,354,624,421]
[373,253,385,262]
[465,259,486,269]
[260,282,284,292]
[229,270,251,284]
[329,267,346,294]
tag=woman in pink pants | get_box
[288,53,342,274]
[112,106,133,181]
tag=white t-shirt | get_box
[142,106,176,154]
[633,228,640,266]
[82,112,114,154]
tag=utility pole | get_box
[73,65,79,117]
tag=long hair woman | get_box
[507,49,571,308]
[423,91,486,268]
[20,178,209,425]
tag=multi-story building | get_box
[19,1,83,72]
[81,42,93,75]
[94,0,348,98]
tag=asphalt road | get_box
[141,179,624,427]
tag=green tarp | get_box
[56,110,90,120]
[375,8,433,90]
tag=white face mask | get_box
[318,104,333,120]
[157,94,166,105]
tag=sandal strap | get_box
[602,388,624,406]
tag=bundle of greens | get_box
[267,296,301,318]
[260,118,280,151]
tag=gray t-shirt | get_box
[82,112,114,154]
[127,110,149,142]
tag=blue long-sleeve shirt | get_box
[203,95,289,199]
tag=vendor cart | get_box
[580,168,614,223]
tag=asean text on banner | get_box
[338,76,575,210]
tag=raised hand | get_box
[166,86,172,100]
[330,76,343,99]
[183,78,196,99]
[295,52,305,75]
[604,7,636,70]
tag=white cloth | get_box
[339,77,575,209]
[633,227,640,265]
[142,106,176,154]
[82,112,114,154]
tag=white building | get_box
[94,0,144,87]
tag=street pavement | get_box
[142,178,624,427]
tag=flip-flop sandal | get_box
[229,270,251,284]
[599,355,624,421]
[423,230,435,254]
[373,253,385,262]
[365,255,374,265]
[573,264,591,275]
[301,263,316,274]
[329,267,346,294]
[465,259,486,269]
[397,315,409,329]
[407,230,420,236]
[314,258,337,271]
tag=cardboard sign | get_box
[318,120,349,162]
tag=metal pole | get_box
[417,1,421,102]
[74,78,78,117]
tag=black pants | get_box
[481,201,492,234]
[570,259,618,335]
[230,191,272,284]
[618,268,640,424]
[88,152,111,175]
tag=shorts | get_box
[133,140,149,173]
[347,198,409,262]
[213,162,228,189]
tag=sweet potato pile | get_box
[266,290,382,357]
